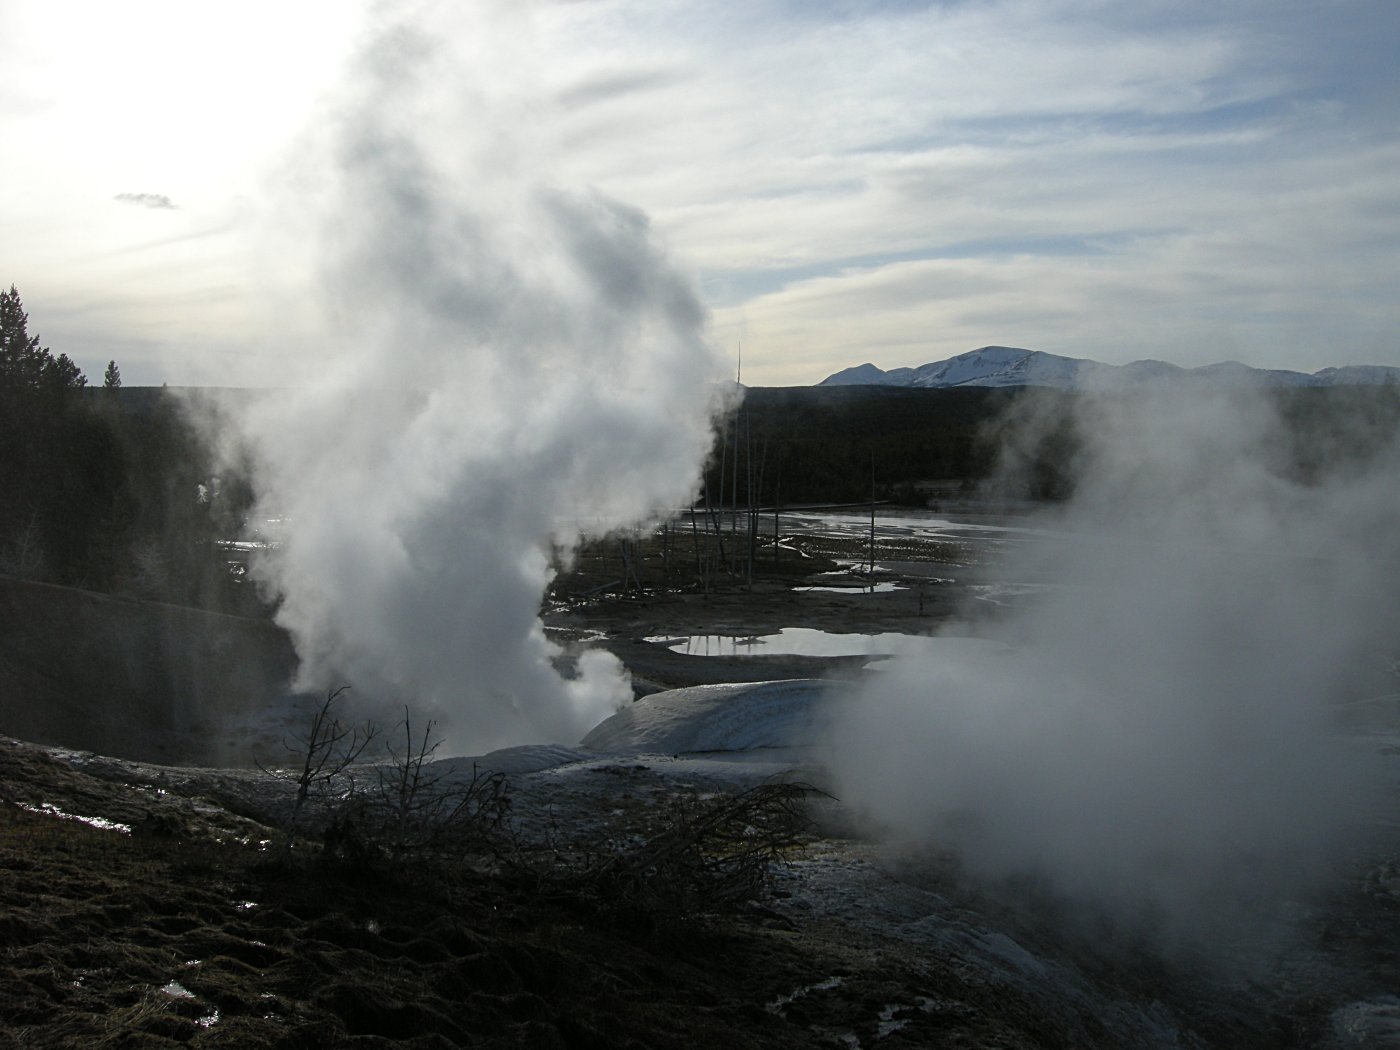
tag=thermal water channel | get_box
[646,628,1007,661]
[778,507,1048,546]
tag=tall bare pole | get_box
[731,340,741,542]
[716,424,727,562]
[869,450,877,582]
[773,468,781,571]
[690,500,701,576]
[746,411,755,588]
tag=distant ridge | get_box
[818,346,1400,390]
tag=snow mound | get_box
[580,680,837,754]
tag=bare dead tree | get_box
[369,709,509,861]
[773,467,782,571]
[689,500,701,578]
[259,686,378,857]
[868,450,877,580]
[374,707,448,860]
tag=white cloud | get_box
[4,0,1399,383]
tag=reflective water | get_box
[793,582,905,594]
[646,628,1007,660]
[647,628,923,657]
[782,508,1048,545]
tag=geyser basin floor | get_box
[12,692,1400,1050]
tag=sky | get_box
[3,0,1399,388]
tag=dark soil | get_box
[0,736,1095,1049]
[7,516,1397,1047]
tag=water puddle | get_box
[647,632,1016,672]
[793,582,905,594]
[786,509,1047,545]
[648,627,930,658]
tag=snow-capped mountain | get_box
[818,346,1400,390]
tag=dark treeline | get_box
[0,286,256,613]
[702,382,1400,511]
[7,272,1398,611]
[701,385,1067,508]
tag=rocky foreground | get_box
[7,515,1400,1048]
[6,691,1400,1050]
[0,726,1088,1050]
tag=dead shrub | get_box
[531,781,823,920]
[256,686,378,857]
[365,710,510,862]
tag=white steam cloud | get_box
[828,384,1400,936]
[230,5,725,751]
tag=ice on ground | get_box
[13,801,132,834]
[580,679,838,754]
[649,628,1001,659]
[794,583,905,594]
[425,684,840,789]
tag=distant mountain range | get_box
[818,346,1400,390]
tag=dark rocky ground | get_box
[5,516,1400,1047]
[0,732,1137,1050]
[7,722,1400,1050]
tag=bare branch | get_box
[257,685,379,857]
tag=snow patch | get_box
[13,801,132,834]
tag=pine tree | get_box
[103,359,122,390]
[0,285,50,393]
[44,353,87,394]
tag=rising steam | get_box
[828,383,1400,937]
[228,5,725,751]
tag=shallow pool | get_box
[646,627,931,658]
[792,582,905,594]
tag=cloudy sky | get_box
[3,0,1398,387]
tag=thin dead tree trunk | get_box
[716,426,728,571]
[868,451,877,586]
[732,343,742,548]
[773,469,781,572]
[754,436,769,585]
[706,466,728,576]
[701,476,714,595]
[690,501,701,577]
[731,410,739,545]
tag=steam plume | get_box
[230,6,725,751]
[828,383,1400,937]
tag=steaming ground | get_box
[826,386,1400,947]
[9,475,1400,1044]
[212,3,728,753]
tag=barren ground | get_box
[5,511,1400,1047]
